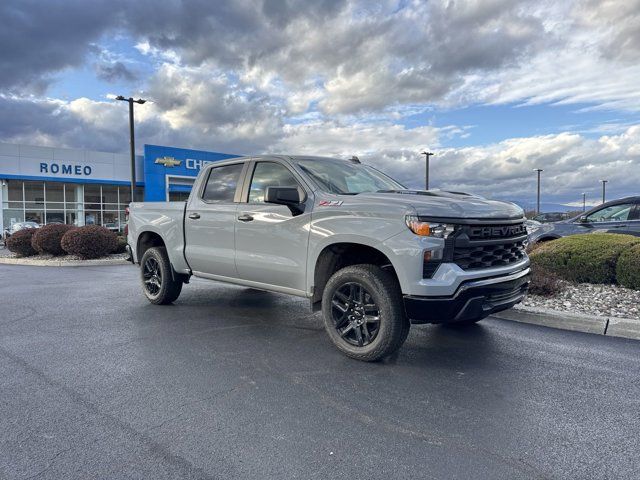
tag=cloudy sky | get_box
[1,0,639,208]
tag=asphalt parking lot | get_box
[1,264,639,479]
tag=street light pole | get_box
[421,151,435,190]
[115,96,147,202]
[582,192,586,212]
[601,180,608,204]
[533,169,543,214]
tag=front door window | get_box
[585,204,634,222]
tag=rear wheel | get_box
[322,265,409,362]
[140,247,182,305]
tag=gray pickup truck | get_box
[127,155,530,361]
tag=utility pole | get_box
[421,151,435,190]
[601,180,608,204]
[115,96,147,202]
[533,169,543,214]
[582,192,586,212]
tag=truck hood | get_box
[355,190,524,220]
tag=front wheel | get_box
[322,265,410,362]
[140,247,183,305]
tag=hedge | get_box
[113,235,127,254]
[31,224,75,256]
[61,225,118,259]
[530,233,640,285]
[528,265,564,296]
[6,228,38,257]
[617,244,640,290]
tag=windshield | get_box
[297,160,405,194]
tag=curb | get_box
[0,256,130,267]
[492,305,640,341]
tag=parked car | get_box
[5,221,41,238]
[128,155,530,361]
[531,212,570,223]
[528,196,640,244]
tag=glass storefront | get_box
[2,180,131,232]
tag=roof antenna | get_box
[350,155,361,164]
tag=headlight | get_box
[405,216,455,238]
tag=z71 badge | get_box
[318,200,343,207]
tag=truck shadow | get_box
[170,284,502,370]
[383,322,498,369]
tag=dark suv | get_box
[528,196,640,243]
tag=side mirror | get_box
[578,215,590,224]
[265,186,304,215]
[265,186,301,205]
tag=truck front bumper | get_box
[404,268,530,324]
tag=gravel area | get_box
[0,249,128,263]
[518,282,640,320]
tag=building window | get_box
[2,180,132,232]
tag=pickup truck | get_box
[127,155,530,361]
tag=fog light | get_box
[424,249,443,261]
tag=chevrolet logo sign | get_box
[155,156,182,167]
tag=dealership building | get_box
[0,141,238,233]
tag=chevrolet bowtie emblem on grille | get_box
[155,156,182,167]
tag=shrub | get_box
[113,235,127,254]
[31,224,75,256]
[530,233,640,284]
[617,244,640,290]
[6,228,38,257]
[528,265,564,297]
[61,225,118,259]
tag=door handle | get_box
[237,214,254,222]
[188,213,200,220]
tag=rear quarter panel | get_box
[128,202,190,273]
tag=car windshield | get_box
[297,160,405,194]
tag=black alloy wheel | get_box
[139,246,183,305]
[331,282,381,347]
[322,264,410,361]
[143,256,162,296]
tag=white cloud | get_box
[2,0,640,207]
[366,126,640,204]
[272,121,441,156]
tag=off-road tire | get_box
[322,264,410,361]
[140,247,183,305]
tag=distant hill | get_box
[508,201,594,213]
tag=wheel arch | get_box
[136,231,166,264]
[310,241,400,311]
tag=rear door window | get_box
[201,163,244,203]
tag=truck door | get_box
[234,161,311,294]
[184,161,247,277]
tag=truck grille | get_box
[450,222,527,271]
